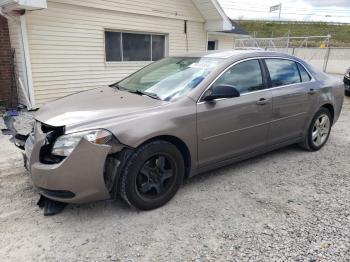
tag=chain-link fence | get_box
[234,37,290,52]
[235,35,331,51]
[234,36,348,75]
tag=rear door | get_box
[196,59,273,167]
[264,58,316,145]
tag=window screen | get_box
[105,31,165,62]
[152,35,165,61]
[122,33,151,61]
[105,32,121,62]
[297,63,311,82]
[208,41,217,50]
[265,59,301,87]
[213,60,264,94]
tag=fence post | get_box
[292,47,295,55]
[323,48,331,73]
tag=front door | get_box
[197,59,273,167]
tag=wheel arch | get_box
[320,103,334,124]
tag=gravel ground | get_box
[0,98,350,262]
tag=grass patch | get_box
[236,21,350,47]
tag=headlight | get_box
[51,129,112,157]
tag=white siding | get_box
[7,17,27,106]
[53,0,204,22]
[191,0,222,20]
[26,1,207,105]
[208,34,234,50]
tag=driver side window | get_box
[214,59,264,95]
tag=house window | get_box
[105,31,166,62]
[208,40,217,50]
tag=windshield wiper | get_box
[129,90,161,100]
[109,82,124,90]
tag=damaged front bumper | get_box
[23,121,123,204]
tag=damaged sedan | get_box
[18,50,344,215]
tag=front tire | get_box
[119,140,185,210]
[299,108,332,151]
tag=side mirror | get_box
[203,84,240,101]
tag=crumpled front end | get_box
[24,121,121,204]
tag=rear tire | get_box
[299,108,332,151]
[345,90,350,97]
[119,140,184,210]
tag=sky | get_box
[218,0,350,23]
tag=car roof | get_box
[175,49,293,60]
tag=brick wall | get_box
[0,15,17,108]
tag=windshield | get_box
[117,57,223,101]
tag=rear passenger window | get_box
[297,63,311,82]
[265,59,301,87]
[213,59,264,95]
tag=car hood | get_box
[35,86,166,130]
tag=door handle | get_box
[256,98,269,105]
[308,88,316,95]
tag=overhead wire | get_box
[218,0,350,19]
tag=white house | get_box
[0,0,238,108]
[208,20,249,50]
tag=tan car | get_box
[22,50,344,214]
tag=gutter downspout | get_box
[19,14,36,109]
[206,31,208,51]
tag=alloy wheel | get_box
[135,154,176,200]
[312,114,330,147]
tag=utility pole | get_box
[279,2,282,21]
